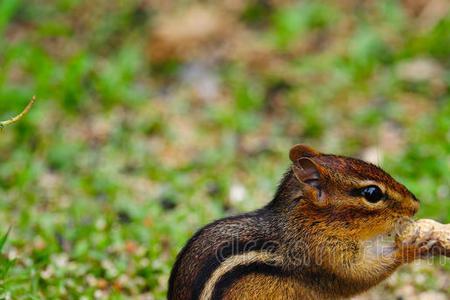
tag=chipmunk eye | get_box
[359,185,384,203]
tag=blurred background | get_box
[0,0,448,299]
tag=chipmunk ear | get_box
[292,158,322,187]
[289,144,320,162]
[292,158,327,206]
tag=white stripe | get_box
[200,251,281,300]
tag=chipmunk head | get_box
[274,144,419,240]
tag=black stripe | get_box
[211,262,286,299]
[190,239,278,300]
[168,214,257,300]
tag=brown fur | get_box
[168,145,419,299]
[223,274,315,299]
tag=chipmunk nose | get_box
[396,196,419,217]
[408,197,419,216]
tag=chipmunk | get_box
[168,145,430,300]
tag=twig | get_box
[0,96,36,128]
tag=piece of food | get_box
[396,219,450,258]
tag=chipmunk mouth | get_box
[364,229,397,257]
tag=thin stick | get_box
[0,96,36,127]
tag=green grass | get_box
[0,1,449,299]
